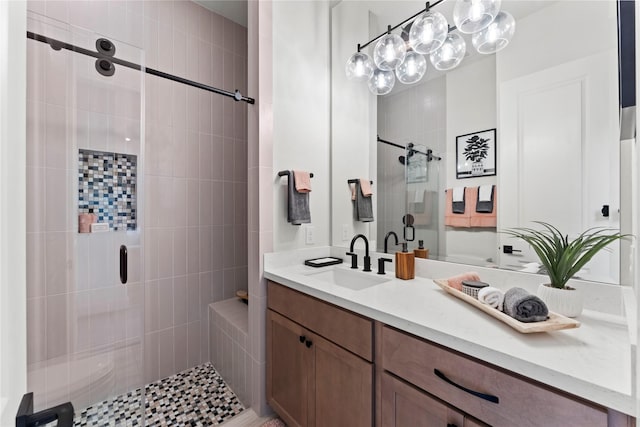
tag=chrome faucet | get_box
[384,231,399,254]
[347,234,371,272]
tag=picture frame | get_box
[456,128,497,179]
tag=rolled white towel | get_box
[478,286,505,311]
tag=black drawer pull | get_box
[305,340,313,348]
[119,245,127,284]
[299,335,306,343]
[434,369,499,404]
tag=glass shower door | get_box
[26,12,145,423]
[405,143,440,257]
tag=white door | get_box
[498,50,620,283]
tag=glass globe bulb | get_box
[430,32,466,71]
[373,33,407,71]
[368,68,395,95]
[409,11,448,54]
[396,51,427,84]
[453,0,501,34]
[472,11,515,54]
[345,52,374,81]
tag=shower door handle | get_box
[120,245,128,284]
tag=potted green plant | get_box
[502,222,627,317]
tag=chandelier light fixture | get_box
[346,0,516,95]
[472,10,515,54]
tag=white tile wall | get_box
[25,0,248,412]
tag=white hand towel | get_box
[478,286,505,311]
[452,187,465,202]
[478,185,493,202]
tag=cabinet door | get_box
[267,310,312,427]
[381,372,466,427]
[312,332,373,427]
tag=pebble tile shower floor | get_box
[69,363,244,426]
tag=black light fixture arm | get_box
[26,31,255,105]
[357,0,447,51]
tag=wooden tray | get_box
[433,279,580,333]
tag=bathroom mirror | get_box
[331,0,629,284]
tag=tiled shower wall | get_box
[26,0,248,407]
[377,76,446,254]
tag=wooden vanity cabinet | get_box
[267,281,634,427]
[267,281,374,427]
[380,325,610,427]
[381,372,487,427]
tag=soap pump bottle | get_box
[414,240,429,259]
[395,242,415,280]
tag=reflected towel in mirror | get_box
[476,185,494,213]
[351,180,373,222]
[452,186,466,213]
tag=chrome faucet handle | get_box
[377,258,392,275]
[345,252,358,269]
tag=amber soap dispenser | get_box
[395,242,415,280]
[414,240,429,259]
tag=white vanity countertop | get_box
[264,249,635,416]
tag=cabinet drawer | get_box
[268,281,373,361]
[382,326,607,427]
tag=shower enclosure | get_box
[404,143,440,256]
[26,12,146,418]
[376,138,440,255]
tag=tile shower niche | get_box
[78,149,137,232]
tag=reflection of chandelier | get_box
[345,0,516,95]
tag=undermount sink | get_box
[305,267,391,290]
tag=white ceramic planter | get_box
[537,284,583,318]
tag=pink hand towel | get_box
[360,178,373,197]
[445,272,481,291]
[293,170,311,193]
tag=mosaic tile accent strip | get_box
[78,149,137,231]
[69,363,244,427]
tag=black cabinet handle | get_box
[434,369,499,404]
[119,245,127,284]
[305,339,313,348]
[447,424,458,427]
[299,335,306,343]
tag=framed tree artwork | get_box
[456,128,497,179]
